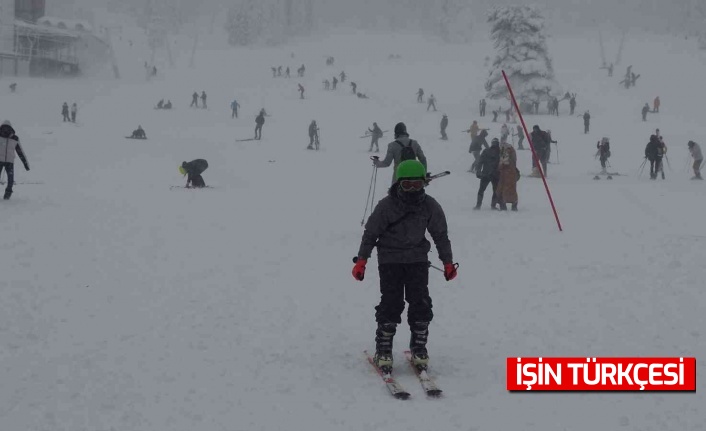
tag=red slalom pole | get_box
[501,70,563,232]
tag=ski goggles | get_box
[399,179,425,191]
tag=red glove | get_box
[352,258,367,281]
[444,263,458,281]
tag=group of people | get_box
[156,99,173,110]
[61,102,78,123]
[190,91,207,109]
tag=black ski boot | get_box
[373,322,396,372]
[3,190,11,200]
[409,321,430,368]
[511,202,518,211]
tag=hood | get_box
[0,120,15,138]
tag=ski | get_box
[404,350,443,397]
[169,185,215,190]
[364,350,411,400]
[236,138,257,142]
[125,136,147,140]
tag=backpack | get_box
[396,140,417,162]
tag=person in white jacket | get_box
[688,141,703,180]
[0,120,30,200]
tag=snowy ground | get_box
[1,25,705,431]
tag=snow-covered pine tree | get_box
[485,6,560,112]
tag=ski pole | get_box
[664,154,672,171]
[637,158,647,177]
[428,261,459,275]
[555,142,560,164]
[361,164,378,226]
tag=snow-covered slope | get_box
[1,27,704,431]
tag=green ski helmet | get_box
[395,160,426,180]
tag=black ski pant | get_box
[517,135,524,149]
[0,162,14,194]
[470,150,480,172]
[480,106,485,117]
[477,176,498,207]
[191,98,198,107]
[255,124,263,139]
[71,112,76,123]
[440,127,447,140]
[375,262,433,325]
[650,158,662,178]
[584,123,589,134]
[62,113,70,122]
[369,136,379,151]
[600,155,608,169]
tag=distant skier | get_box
[688,141,703,180]
[417,88,424,103]
[607,63,613,77]
[372,122,428,184]
[332,76,338,90]
[298,84,305,99]
[596,137,611,174]
[190,92,198,108]
[497,139,519,211]
[285,67,290,78]
[468,120,479,140]
[71,103,78,123]
[439,114,448,140]
[514,125,525,150]
[504,108,511,122]
[164,100,172,109]
[468,129,489,173]
[231,99,240,118]
[157,99,164,109]
[62,102,70,122]
[530,125,551,176]
[323,79,330,91]
[583,111,591,134]
[339,71,346,82]
[642,103,650,121]
[179,159,209,188]
[352,159,456,373]
[474,137,500,210]
[201,91,207,109]
[297,64,305,77]
[357,93,369,99]
[9,83,16,93]
[0,120,30,200]
[278,66,283,76]
[367,122,383,152]
[271,67,277,78]
[307,120,319,150]
[255,111,265,140]
[569,93,577,115]
[653,96,660,113]
[552,98,559,116]
[351,82,357,94]
[491,109,499,123]
[500,123,509,143]
[479,98,486,117]
[645,134,665,180]
[130,125,146,139]
[427,94,437,111]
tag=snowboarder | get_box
[417,88,424,103]
[468,129,489,173]
[71,103,78,123]
[427,94,437,112]
[474,137,501,210]
[255,111,265,140]
[372,122,428,184]
[179,159,209,188]
[497,140,518,211]
[340,71,346,82]
[688,141,703,180]
[645,134,664,179]
[201,91,207,109]
[368,122,383,152]
[231,99,240,118]
[500,123,509,143]
[62,102,70,122]
[479,99,486,117]
[0,120,30,200]
[130,125,146,139]
[307,120,319,150]
[298,84,305,99]
[323,79,330,91]
[351,82,357,94]
[514,125,525,150]
[583,111,591,134]
[653,96,660,113]
[332,76,338,90]
[440,114,448,140]
[597,137,611,174]
[530,125,551,176]
[352,159,456,372]
[569,93,577,115]
[190,92,198,107]
[642,103,650,121]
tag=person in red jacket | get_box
[0,121,30,200]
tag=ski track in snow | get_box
[0,24,705,431]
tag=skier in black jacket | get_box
[0,120,30,200]
[597,137,611,173]
[530,125,550,176]
[440,114,448,140]
[352,159,456,373]
[645,135,664,179]
[255,112,265,140]
[474,138,500,210]
[468,129,489,173]
[179,159,209,188]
